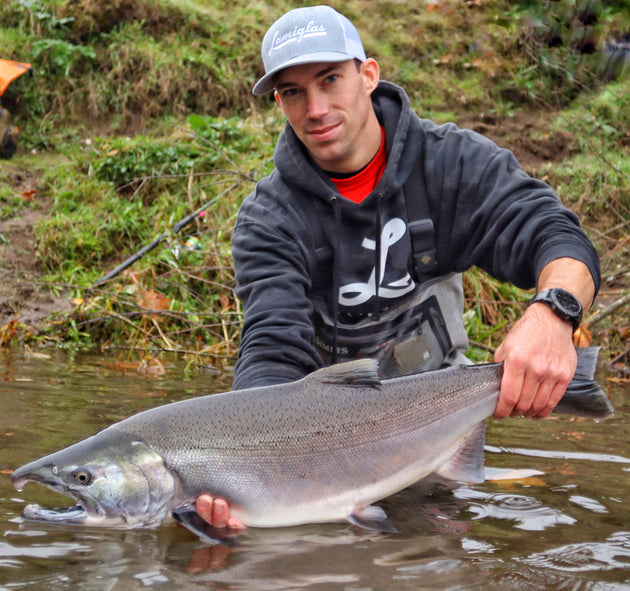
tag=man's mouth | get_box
[308,123,341,141]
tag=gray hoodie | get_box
[230,81,600,390]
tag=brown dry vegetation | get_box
[0,0,628,372]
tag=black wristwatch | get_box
[527,288,583,331]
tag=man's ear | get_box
[273,90,287,116]
[361,58,380,95]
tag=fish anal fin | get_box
[314,359,381,389]
[172,505,239,547]
[435,421,486,484]
[348,504,397,533]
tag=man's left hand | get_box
[493,302,577,419]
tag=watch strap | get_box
[527,288,583,331]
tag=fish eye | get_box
[72,468,92,485]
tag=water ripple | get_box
[520,531,630,573]
[455,488,576,531]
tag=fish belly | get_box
[221,406,490,528]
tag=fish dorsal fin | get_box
[311,359,381,389]
[435,420,487,484]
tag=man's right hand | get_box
[196,494,245,529]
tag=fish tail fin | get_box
[553,347,614,419]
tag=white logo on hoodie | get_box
[338,218,416,307]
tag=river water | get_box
[1,348,628,590]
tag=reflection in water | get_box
[1,349,629,590]
[521,530,630,573]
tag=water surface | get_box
[1,348,628,590]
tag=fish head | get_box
[11,430,177,529]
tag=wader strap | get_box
[404,162,438,277]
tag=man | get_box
[196,6,599,529]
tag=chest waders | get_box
[313,273,470,377]
[309,162,471,377]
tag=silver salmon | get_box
[11,347,612,542]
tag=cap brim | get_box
[252,52,360,95]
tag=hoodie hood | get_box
[273,81,420,204]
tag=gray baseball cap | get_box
[252,6,366,95]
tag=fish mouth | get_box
[12,473,104,525]
[21,503,90,524]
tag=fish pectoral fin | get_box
[172,506,239,547]
[348,505,397,533]
[435,421,486,484]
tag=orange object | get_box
[0,59,32,97]
[573,324,593,348]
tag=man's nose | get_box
[306,89,329,119]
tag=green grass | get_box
[1,0,629,359]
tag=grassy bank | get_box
[1,0,629,370]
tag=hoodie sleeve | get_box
[422,124,600,292]
[230,178,324,390]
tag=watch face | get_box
[554,289,581,315]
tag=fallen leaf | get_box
[617,326,630,340]
[573,324,592,347]
[434,53,453,65]
[564,431,585,441]
[137,289,171,312]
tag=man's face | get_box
[273,58,381,174]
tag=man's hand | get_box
[196,495,244,529]
[494,303,577,419]
[493,257,596,420]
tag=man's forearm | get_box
[535,257,596,312]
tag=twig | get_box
[117,169,252,195]
[104,311,154,338]
[468,340,497,354]
[586,290,630,327]
[609,346,630,367]
[151,316,175,350]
